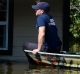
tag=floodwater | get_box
[0,62,80,74]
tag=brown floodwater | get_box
[0,61,80,74]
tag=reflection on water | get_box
[25,65,80,74]
[0,62,80,74]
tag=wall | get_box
[13,0,63,57]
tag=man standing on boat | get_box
[23,2,62,54]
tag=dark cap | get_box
[32,2,49,10]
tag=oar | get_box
[24,50,80,58]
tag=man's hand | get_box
[32,49,40,54]
[32,26,45,54]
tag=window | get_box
[0,0,8,50]
[0,25,6,48]
[0,0,7,21]
[0,0,13,55]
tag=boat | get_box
[24,49,80,68]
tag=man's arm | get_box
[32,26,45,54]
[38,26,45,50]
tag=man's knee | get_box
[23,42,29,50]
[23,42,37,50]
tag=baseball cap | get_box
[32,2,49,10]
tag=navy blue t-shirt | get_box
[36,13,62,51]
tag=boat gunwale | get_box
[24,50,80,58]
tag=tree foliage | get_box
[70,0,80,38]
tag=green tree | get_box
[69,0,80,52]
[70,0,80,38]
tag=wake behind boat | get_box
[24,49,80,68]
